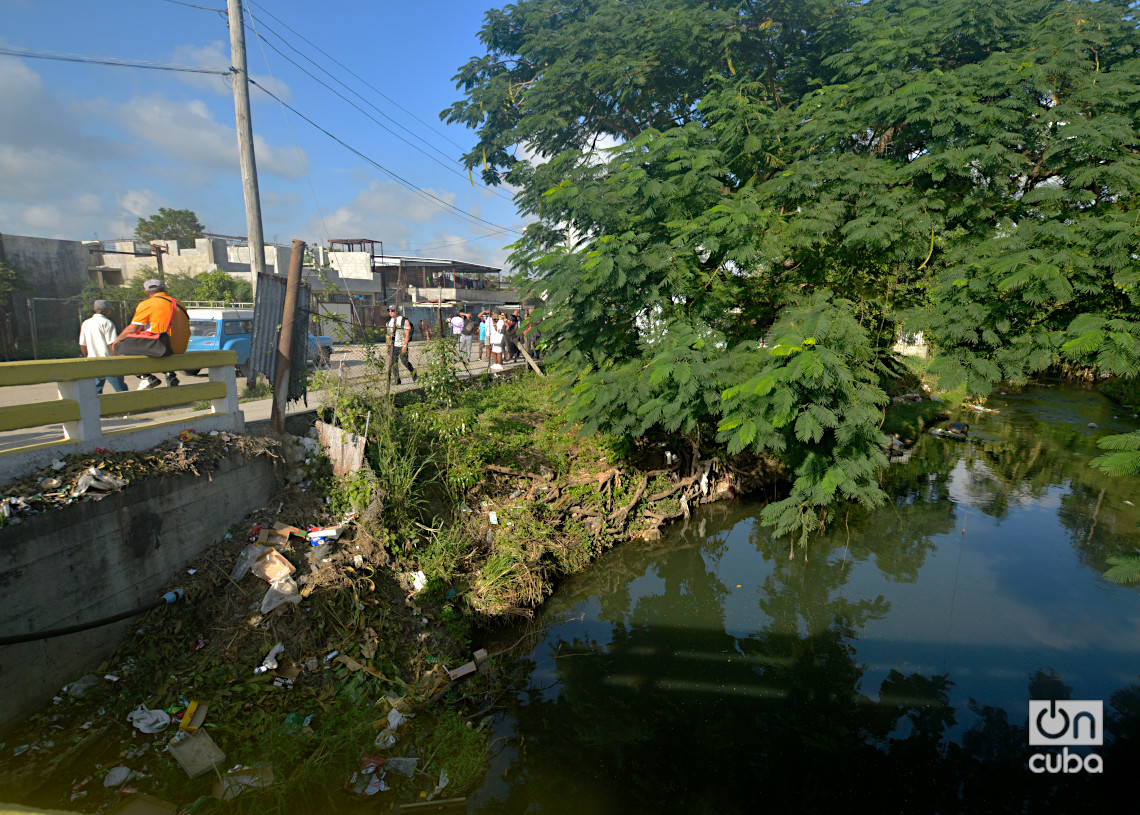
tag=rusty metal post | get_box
[270,239,305,434]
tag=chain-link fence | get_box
[2,296,144,361]
[310,299,543,382]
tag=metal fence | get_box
[249,272,311,403]
[2,296,145,361]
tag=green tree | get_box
[449,0,1140,545]
[189,268,253,303]
[134,208,206,250]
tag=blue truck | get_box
[183,307,332,378]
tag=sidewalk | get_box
[0,344,533,454]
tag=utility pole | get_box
[226,0,266,299]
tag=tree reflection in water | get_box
[472,388,1140,813]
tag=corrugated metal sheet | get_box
[250,272,311,405]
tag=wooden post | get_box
[270,239,304,434]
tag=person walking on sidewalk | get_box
[113,279,189,390]
[385,305,417,385]
[79,300,127,394]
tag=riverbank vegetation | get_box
[445,0,1140,547]
[0,362,760,810]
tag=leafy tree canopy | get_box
[449,0,1140,543]
[134,208,206,250]
[81,268,252,307]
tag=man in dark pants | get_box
[385,305,417,385]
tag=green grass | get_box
[240,379,273,401]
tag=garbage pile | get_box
[0,431,280,526]
[0,461,491,812]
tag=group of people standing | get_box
[381,304,534,384]
[449,308,526,370]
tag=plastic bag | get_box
[230,545,264,581]
[260,576,301,613]
[127,705,170,734]
[254,642,284,674]
[385,757,417,778]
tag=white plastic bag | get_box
[260,576,301,613]
[127,705,170,734]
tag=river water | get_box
[468,386,1140,813]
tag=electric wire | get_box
[246,11,460,168]
[243,10,517,206]
[156,0,223,10]
[248,78,525,238]
[405,229,516,254]
[245,0,467,152]
[246,10,371,316]
[0,46,229,75]
[245,9,332,243]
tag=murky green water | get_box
[470,386,1140,813]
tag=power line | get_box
[244,10,332,243]
[0,46,230,75]
[406,230,517,254]
[246,23,463,179]
[245,0,467,153]
[248,78,525,238]
[243,10,517,206]
[156,0,224,11]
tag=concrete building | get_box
[1,231,519,355]
[0,233,90,297]
[87,237,294,286]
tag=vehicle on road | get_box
[183,307,332,378]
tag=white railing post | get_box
[208,361,240,417]
[57,379,103,442]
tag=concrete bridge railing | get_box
[0,351,244,481]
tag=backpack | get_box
[391,316,413,341]
[462,317,478,336]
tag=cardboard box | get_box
[251,548,295,582]
[272,665,302,689]
[167,729,225,778]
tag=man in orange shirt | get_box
[114,279,190,389]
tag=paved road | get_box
[0,342,529,453]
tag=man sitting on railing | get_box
[112,279,190,390]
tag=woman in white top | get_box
[485,311,505,368]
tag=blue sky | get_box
[0,0,527,269]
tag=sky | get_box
[0,0,527,270]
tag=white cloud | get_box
[0,56,126,198]
[309,179,462,241]
[119,93,305,179]
[118,190,165,219]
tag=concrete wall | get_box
[99,239,293,281]
[0,452,281,729]
[0,234,88,298]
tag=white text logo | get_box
[1028,700,1103,774]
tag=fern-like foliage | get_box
[1103,554,1140,585]
[1090,431,1140,477]
[718,292,889,546]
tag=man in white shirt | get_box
[79,300,127,393]
[385,305,417,385]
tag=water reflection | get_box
[471,388,1140,812]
